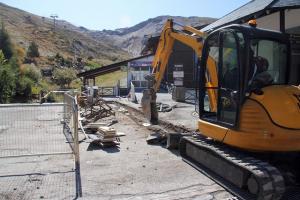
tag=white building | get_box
[127,55,153,91]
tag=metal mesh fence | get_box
[0,93,81,199]
[0,104,72,158]
[63,93,77,153]
[63,93,82,198]
[0,155,75,200]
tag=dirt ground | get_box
[79,104,234,200]
[0,101,234,200]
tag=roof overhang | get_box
[77,54,154,79]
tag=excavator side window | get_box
[200,30,242,127]
[218,31,240,126]
[202,33,219,117]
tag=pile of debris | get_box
[78,90,125,148]
[98,126,119,145]
[84,123,120,147]
[79,95,115,123]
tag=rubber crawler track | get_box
[180,135,285,200]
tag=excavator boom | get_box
[141,19,217,123]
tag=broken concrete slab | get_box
[166,132,193,149]
[146,132,166,145]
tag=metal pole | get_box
[73,96,82,197]
[50,14,58,31]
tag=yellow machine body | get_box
[199,85,300,152]
[142,19,300,152]
[143,19,300,199]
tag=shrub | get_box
[70,78,82,89]
[86,60,100,69]
[0,65,16,103]
[23,64,42,83]
[0,22,13,60]
[15,46,25,65]
[53,68,77,88]
[15,76,33,101]
[27,41,40,58]
[0,50,6,65]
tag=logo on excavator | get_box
[294,94,300,110]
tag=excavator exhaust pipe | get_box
[141,88,158,125]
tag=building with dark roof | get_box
[202,0,300,33]
[77,54,153,86]
[201,0,300,85]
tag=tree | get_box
[0,22,13,60]
[23,64,42,83]
[0,50,7,65]
[0,65,15,103]
[15,76,33,101]
[53,68,77,88]
[27,41,40,58]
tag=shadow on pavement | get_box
[86,143,120,153]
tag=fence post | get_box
[63,93,67,122]
[73,96,82,197]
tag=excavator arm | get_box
[141,19,217,123]
[151,19,204,91]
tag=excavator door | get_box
[199,29,243,139]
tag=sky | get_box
[0,0,249,30]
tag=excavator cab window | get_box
[202,33,219,117]
[248,39,288,91]
[200,29,244,127]
[218,31,242,125]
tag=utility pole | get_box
[72,39,77,67]
[50,14,58,31]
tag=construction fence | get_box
[0,92,82,199]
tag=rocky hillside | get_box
[88,16,216,56]
[0,2,216,64]
[0,2,130,66]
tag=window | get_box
[203,33,219,115]
[140,66,150,71]
[218,31,240,125]
[221,32,239,91]
[249,39,287,89]
[201,30,242,127]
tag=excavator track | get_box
[179,135,285,200]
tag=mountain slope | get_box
[0,2,216,64]
[88,16,216,56]
[0,2,130,66]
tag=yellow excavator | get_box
[141,19,300,200]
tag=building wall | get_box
[255,9,300,31]
[256,11,280,31]
[127,41,198,91]
[127,56,153,91]
[285,8,300,30]
[166,41,197,88]
[253,9,300,84]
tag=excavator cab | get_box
[199,25,290,130]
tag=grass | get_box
[95,70,127,87]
